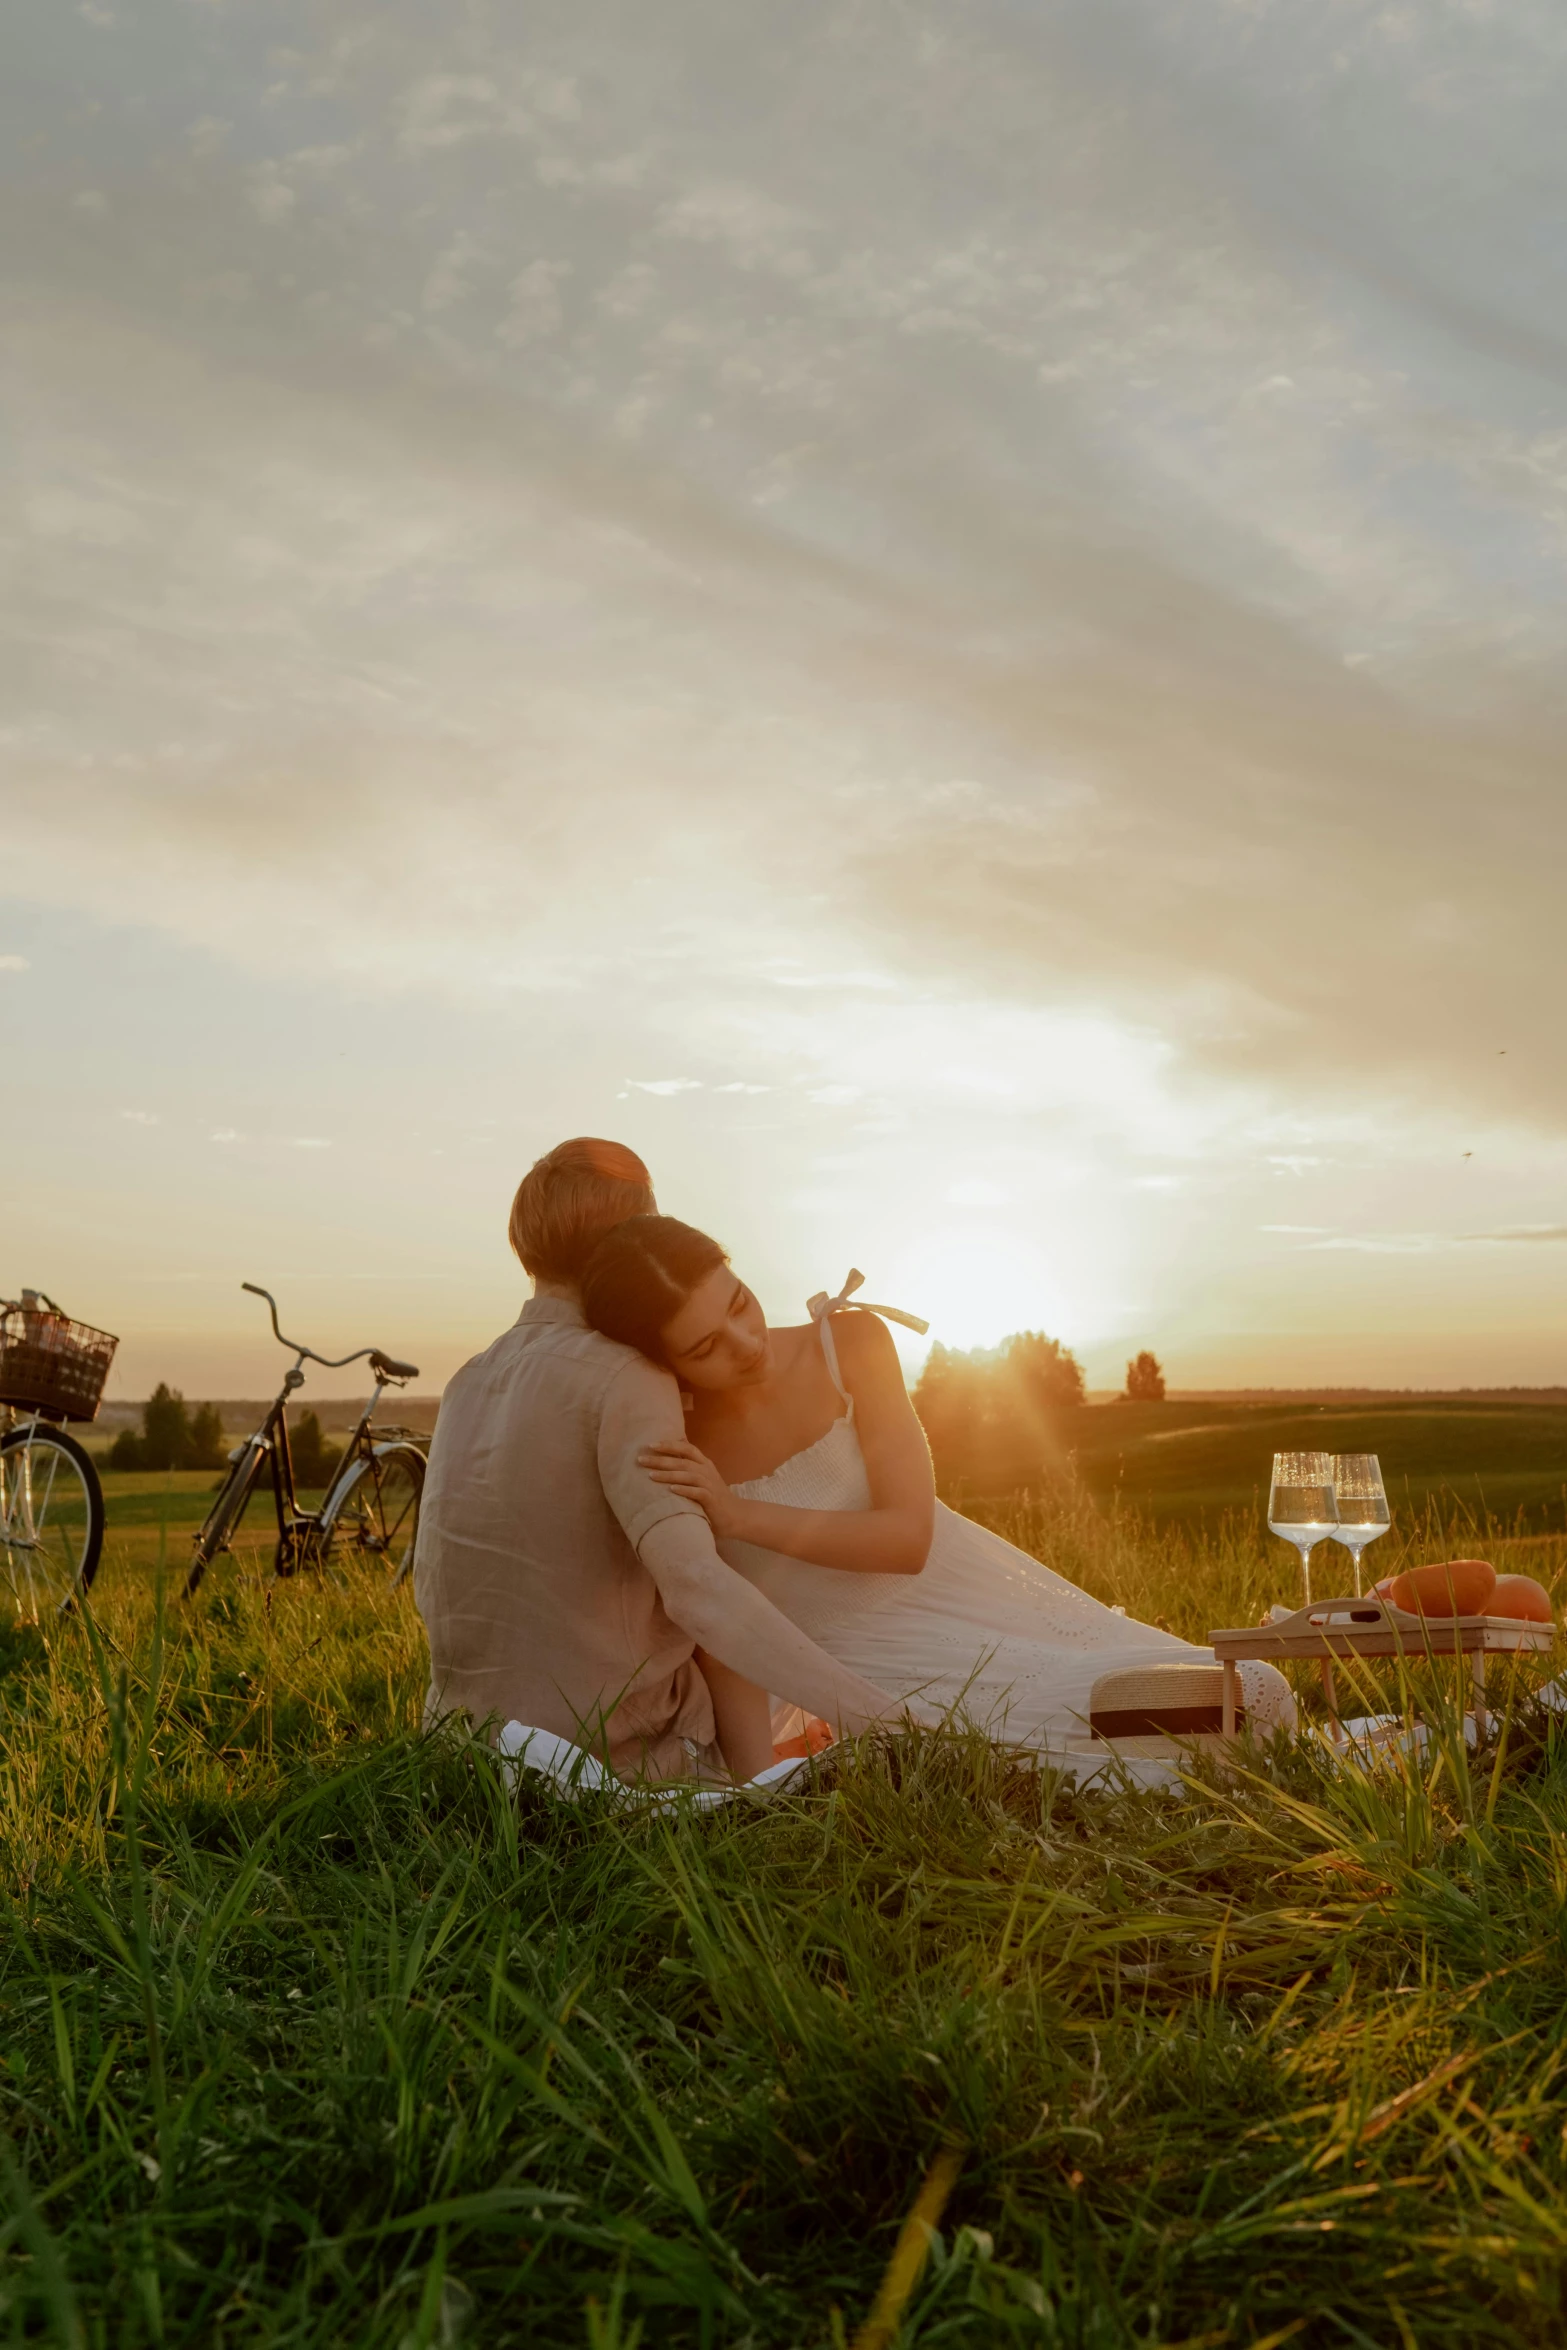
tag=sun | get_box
[889,1229,1070,1357]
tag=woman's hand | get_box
[638,1439,746,1540]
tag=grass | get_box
[945,1397,1567,1534]
[4,1481,1567,2345]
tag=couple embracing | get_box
[415,1137,1295,1785]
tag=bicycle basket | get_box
[0,1302,119,1421]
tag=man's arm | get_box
[639,1514,920,1735]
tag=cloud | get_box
[187,117,231,161]
[771,971,898,993]
[394,68,578,155]
[422,230,488,315]
[1462,1226,1567,1244]
[496,259,569,346]
[658,183,816,279]
[5,0,1567,1234]
[1306,1234,1445,1255]
[245,165,296,224]
[950,1178,1008,1207]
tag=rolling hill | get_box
[942,1396,1567,1535]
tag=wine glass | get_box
[1268,1451,1338,1605]
[1330,1454,1391,1595]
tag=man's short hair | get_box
[508,1138,655,1282]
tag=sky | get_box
[4,0,1567,1400]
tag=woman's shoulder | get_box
[822,1309,905,1384]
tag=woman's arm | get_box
[694,1647,775,1781]
[641,1315,936,1576]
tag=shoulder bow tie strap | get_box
[805,1268,930,1337]
[805,1270,928,1408]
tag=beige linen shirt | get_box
[415,1295,713,1780]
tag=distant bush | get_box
[914,1329,1085,1486]
[1122,1350,1167,1403]
[109,1386,228,1473]
[283,1410,343,1491]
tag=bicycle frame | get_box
[216,1383,306,1571]
[185,1285,420,1592]
[289,1375,415,1565]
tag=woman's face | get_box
[658,1265,773,1390]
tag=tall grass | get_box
[2,1497,1567,2346]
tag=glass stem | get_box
[1299,1541,1314,1605]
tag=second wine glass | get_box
[1268,1450,1338,1605]
[1331,1453,1391,1595]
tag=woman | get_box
[580,1217,1296,1770]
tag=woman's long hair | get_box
[579,1215,729,1359]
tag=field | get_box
[4,1475,1567,2345]
[82,1390,1567,1537]
[944,1397,1567,1535]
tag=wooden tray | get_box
[1207,1594,1554,1735]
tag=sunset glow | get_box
[5,2,1566,1397]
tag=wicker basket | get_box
[0,1302,119,1421]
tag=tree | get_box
[911,1342,989,1459]
[107,1423,146,1471]
[913,1328,1086,1483]
[188,1402,228,1471]
[1001,1330,1087,1415]
[287,1410,342,1491]
[1123,1350,1166,1403]
[142,1383,194,1471]
[108,1390,229,1471]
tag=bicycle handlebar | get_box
[241,1282,380,1373]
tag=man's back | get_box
[415,1294,713,1778]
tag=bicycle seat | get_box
[370,1351,420,1381]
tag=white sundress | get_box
[719,1283,1297,1764]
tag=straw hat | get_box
[1088,1661,1241,1740]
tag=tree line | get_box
[109,1387,342,1485]
[108,1341,1164,1491]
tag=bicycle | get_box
[0,1290,118,1614]
[183,1284,426,1600]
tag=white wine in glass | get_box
[1331,1454,1391,1594]
[1268,1450,1338,1604]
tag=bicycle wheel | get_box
[322,1443,423,1585]
[0,1424,104,1614]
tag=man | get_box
[415,1136,903,1781]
